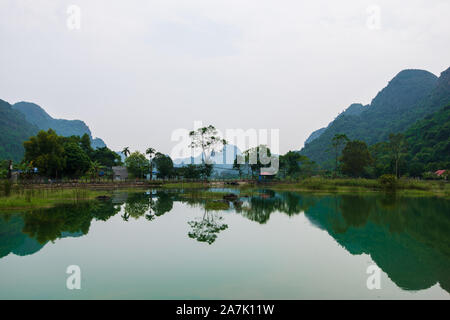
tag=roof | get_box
[260,167,277,176]
[435,170,446,176]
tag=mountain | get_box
[300,68,450,167]
[304,103,367,145]
[304,127,326,145]
[12,101,106,149]
[0,99,39,161]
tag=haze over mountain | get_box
[300,67,450,167]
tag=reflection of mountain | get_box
[2,189,449,295]
[303,195,450,293]
[0,214,47,258]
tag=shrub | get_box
[378,174,397,190]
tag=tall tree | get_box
[189,126,226,164]
[233,155,245,179]
[153,152,174,179]
[340,140,372,177]
[189,125,226,179]
[124,151,148,179]
[146,147,156,180]
[23,129,65,178]
[331,134,349,178]
[387,133,408,178]
[63,142,91,178]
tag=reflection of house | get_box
[112,166,128,181]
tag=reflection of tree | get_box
[123,192,150,220]
[188,210,228,244]
[122,191,174,221]
[235,191,315,224]
[153,192,173,216]
[21,200,120,244]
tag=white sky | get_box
[0,0,449,155]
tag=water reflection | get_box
[0,189,449,294]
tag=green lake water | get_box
[0,189,449,299]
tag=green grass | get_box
[161,182,209,189]
[0,187,112,210]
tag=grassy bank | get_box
[0,187,112,210]
[263,177,450,197]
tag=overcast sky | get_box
[0,0,449,156]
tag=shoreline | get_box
[0,178,448,210]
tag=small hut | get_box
[259,168,276,181]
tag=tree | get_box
[189,125,226,179]
[387,133,408,178]
[279,151,315,178]
[243,145,272,178]
[23,129,65,178]
[80,133,93,156]
[122,147,130,158]
[146,147,156,180]
[63,142,91,178]
[177,164,202,179]
[124,151,148,179]
[331,134,349,178]
[340,140,372,177]
[153,152,174,179]
[88,160,103,180]
[91,147,122,168]
[233,155,245,179]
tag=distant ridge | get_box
[13,101,106,149]
[0,99,108,161]
[299,67,450,167]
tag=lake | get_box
[0,189,449,299]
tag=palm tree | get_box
[122,147,130,158]
[146,147,156,180]
[89,160,102,181]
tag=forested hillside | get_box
[405,104,450,171]
[0,99,38,162]
[300,68,450,168]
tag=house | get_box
[112,166,128,181]
[435,170,446,177]
[259,168,276,181]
